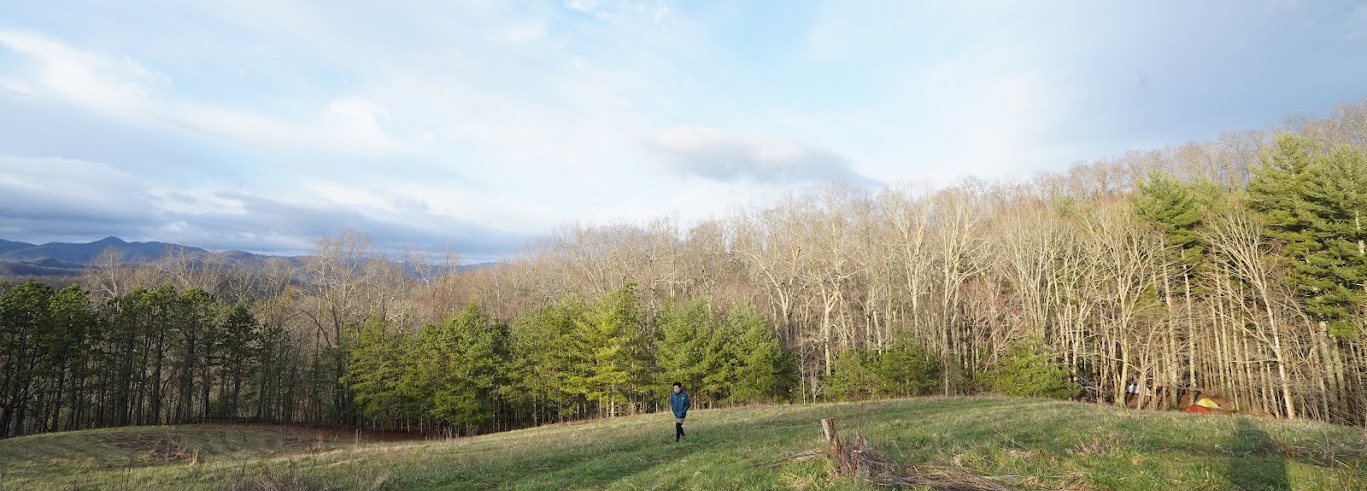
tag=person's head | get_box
[673,382,682,394]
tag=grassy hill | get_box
[0,397,1362,490]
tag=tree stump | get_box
[823,418,863,476]
[821,418,841,454]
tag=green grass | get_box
[1,397,1363,490]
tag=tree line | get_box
[0,279,797,437]
[0,284,294,437]
[346,286,795,435]
[3,100,1366,438]
[455,101,1367,425]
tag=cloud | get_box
[898,45,1073,180]
[0,156,163,239]
[0,77,36,96]
[0,28,161,112]
[648,126,880,187]
[190,192,531,257]
[0,14,640,256]
[565,0,671,25]
[0,28,407,162]
[0,154,528,259]
[3,0,1366,261]
[0,156,150,217]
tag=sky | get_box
[2,1,1366,261]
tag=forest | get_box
[2,100,1366,439]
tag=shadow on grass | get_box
[1226,418,1288,491]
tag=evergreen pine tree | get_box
[566,284,648,417]
[1299,145,1367,337]
[217,304,259,418]
[347,316,412,425]
[874,342,940,397]
[509,297,586,421]
[727,307,792,403]
[653,299,712,403]
[407,305,509,433]
[1133,171,1216,268]
[1249,134,1367,338]
[826,349,878,401]
[988,343,1078,399]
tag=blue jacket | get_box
[670,390,690,418]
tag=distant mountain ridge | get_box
[0,236,492,278]
[0,236,214,264]
[0,236,281,277]
[0,239,35,255]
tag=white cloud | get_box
[306,180,406,215]
[497,19,548,44]
[565,0,669,23]
[0,156,155,241]
[0,29,409,161]
[0,77,36,96]
[0,3,719,252]
[3,0,1364,257]
[0,154,527,256]
[146,190,248,216]
[901,46,1074,178]
[0,28,161,112]
[649,126,879,186]
[786,3,1095,185]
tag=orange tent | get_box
[1185,405,1213,414]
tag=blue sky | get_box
[2,1,1365,260]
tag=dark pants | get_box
[675,416,685,441]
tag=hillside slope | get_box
[0,397,1362,490]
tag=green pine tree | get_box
[407,304,509,433]
[826,349,878,401]
[509,297,586,421]
[1299,145,1367,337]
[46,285,96,430]
[346,316,413,425]
[727,307,793,403]
[566,284,649,417]
[654,299,713,402]
[1248,134,1367,338]
[988,342,1078,399]
[700,310,742,404]
[1132,171,1217,268]
[0,282,54,436]
[874,342,940,397]
[217,304,259,418]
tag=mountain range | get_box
[0,237,490,278]
[0,237,286,277]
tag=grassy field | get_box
[0,397,1363,490]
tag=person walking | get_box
[670,382,690,442]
